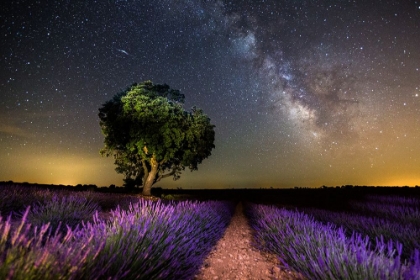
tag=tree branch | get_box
[156,169,176,182]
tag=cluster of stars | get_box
[0,0,419,188]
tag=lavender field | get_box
[1,184,420,279]
[245,192,420,280]
[0,184,234,279]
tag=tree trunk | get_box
[142,156,158,196]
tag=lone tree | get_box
[98,81,215,196]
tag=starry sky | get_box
[1,0,420,188]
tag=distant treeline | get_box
[2,180,419,190]
[1,181,420,206]
[0,181,126,193]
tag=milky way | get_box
[1,0,419,188]
[220,1,406,150]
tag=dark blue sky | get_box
[1,0,420,188]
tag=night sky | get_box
[1,0,420,188]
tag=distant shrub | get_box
[25,194,100,232]
[161,194,175,200]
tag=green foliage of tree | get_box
[98,81,215,196]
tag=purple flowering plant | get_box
[245,203,420,280]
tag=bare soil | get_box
[194,202,303,280]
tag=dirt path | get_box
[194,202,302,280]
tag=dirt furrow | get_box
[194,202,301,280]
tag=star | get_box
[0,0,419,188]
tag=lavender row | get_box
[363,195,420,207]
[0,185,55,216]
[22,194,101,233]
[0,185,141,217]
[1,199,234,279]
[349,200,420,227]
[245,203,420,280]
[0,208,101,279]
[303,208,420,259]
[73,199,235,279]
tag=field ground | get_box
[194,202,303,280]
[1,182,420,279]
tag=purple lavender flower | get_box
[245,203,420,280]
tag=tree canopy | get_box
[98,81,215,195]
